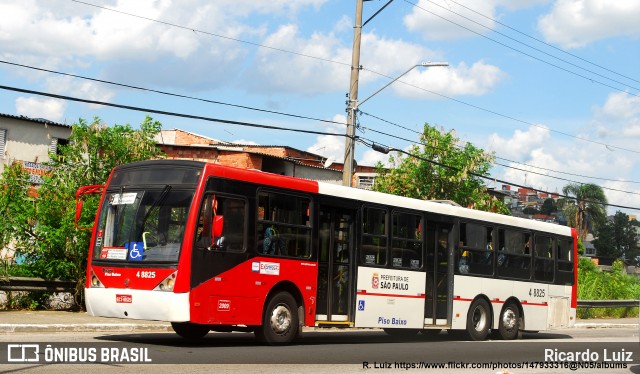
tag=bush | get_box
[577,259,640,318]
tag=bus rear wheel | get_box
[466,298,491,341]
[171,322,210,339]
[498,302,521,340]
[256,292,299,345]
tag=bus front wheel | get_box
[466,298,491,341]
[171,322,210,339]
[498,302,521,340]
[256,292,299,345]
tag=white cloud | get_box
[244,26,440,95]
[359,149,388,167]
[394,61,504,98]
[592,92,640,140]
[357,32,443,86]
[46,76,116,106]
[538,0,640,48]
[15,97,67,122]
[232,139,259,145]
[599,92,640,120]
[244,24,348,95]
[489,91,640,215]
[487,125,550,160]
[306,114,348,164]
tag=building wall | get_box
[161,144,220,162]
[0,116,71,175]
[160,145,264,170]
[158,129,219,146]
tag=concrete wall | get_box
[0,117,71,175]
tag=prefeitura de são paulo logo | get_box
[372,272,379,289]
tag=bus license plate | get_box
[116,294,132,303]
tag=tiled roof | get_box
[0,113,71,128]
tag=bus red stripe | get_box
[357,290,425,299]
[453,296,547,307]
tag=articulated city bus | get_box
[78,159,577,344]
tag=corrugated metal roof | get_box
[0,113,71,129]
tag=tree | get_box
[0,116,163,308]
[540,198,557,215]
[373,123,509,214]
[592,211,639,261]
[561,183,607,241]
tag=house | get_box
[0,113,72,262]
[155,129,377,188]
[0,113,71,180]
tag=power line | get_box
[69,0,351,69]
[65,0,640,156]
[358,123,640,197]
[0,84,350,139]
[6,54,636,189]
[403,0,640,97]
[359,110,640,185]
[0,60,348,128]
[2,82,636,210]
[357,137,640,211]
[443,0,640,85]
[359,67,640,155]
[418,0,640,92]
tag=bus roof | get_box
[318,181,572,237]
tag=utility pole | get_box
[342,0,363,187]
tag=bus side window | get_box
[256,191,311,258]
[360,206,387,266]
[196,194,246,252]
[534,235,554,282]
[391,212,422,269]
[497,229,531,280]
[195,195,213,250]
[458,222,493,275]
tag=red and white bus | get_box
[78,159,577,344]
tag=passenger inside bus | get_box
[484,231,493,264]
[458,241,469,274]
[261,227,287,256]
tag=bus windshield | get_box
[92,188,194,263]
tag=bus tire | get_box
[498,302,521,340]
[466,298,491,341]
[171,322,210,339]
[256,291,299,345]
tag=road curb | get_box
[0,323,172,333]
[1,323,637,333]
[574,322,639,329]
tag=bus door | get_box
[316,205,355,324]
[425,222,453,326]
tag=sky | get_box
[0,0,639,214]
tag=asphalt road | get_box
[0,326,638,373]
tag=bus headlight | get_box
[90,270,103,288]
[153,271,177,292]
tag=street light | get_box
[342,61,449,186]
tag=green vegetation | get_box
[560,183,607,242]
[0,116,163,309]
[592,211,639,262]
[373,123,509,214]
[577,258,640,318]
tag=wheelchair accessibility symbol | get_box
[358,300,365,311]
[126,242,145,261]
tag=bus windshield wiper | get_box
[142,185,172,226]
